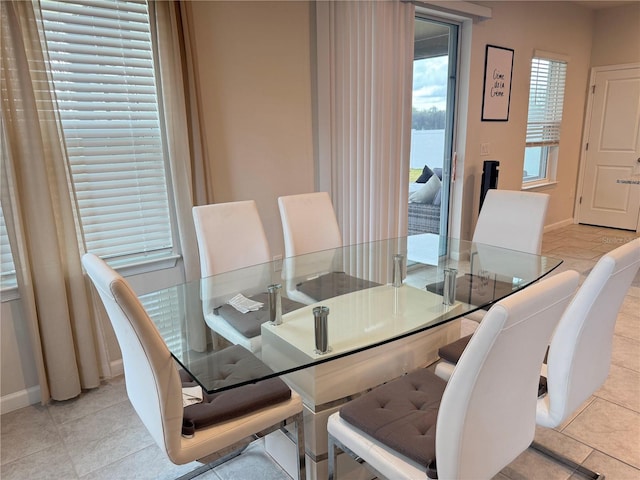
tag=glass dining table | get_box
[143,233,562,479]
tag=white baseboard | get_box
[1,360,123,416]
[110,359,124,378]
[544,218,574,233]
[1,385,41,414]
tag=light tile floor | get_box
[1,224,638,479]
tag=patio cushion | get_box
[416,165,435,183]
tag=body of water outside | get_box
[411,129,445,171]
[412,129,532,179]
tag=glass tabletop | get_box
[143,234,562,393]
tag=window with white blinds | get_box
[39,0,174,266]
[0,205,17,291]
[525,57,567,147]
[523,52,568,185]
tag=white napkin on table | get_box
[227,293,264,314]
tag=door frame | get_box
[412,13,461,240]
[574,62,640,233]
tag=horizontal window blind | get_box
[0,205,17,291]
[525,57,567,147]
[139,286,183,355]
[39,0,173,265]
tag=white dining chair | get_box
[278,191,343,258]
[193,201,271,277]
[81,253,306,477]
[531,237,640,477]
[277,192,377,304]
[434,238,640,479]
[423,189,549,329]
[427,188,548,343]
[460,189,550,320]
[327,270,579,480]
[193,201,303,352]
[472,189,550,255]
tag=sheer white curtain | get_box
[316,0,414,245]
[150,1,211,351]
[149,1,210,282]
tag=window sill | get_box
[114,254,181,278]
[522,180,558,191]
[1,255,181,303]
[1,287,20,303]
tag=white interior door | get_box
[578,66,640,231]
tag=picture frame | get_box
[481,45,514,121]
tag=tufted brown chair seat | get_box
[339,368,446,475]
[180,345,292,436]
[437,334,472,365]
[214,293,305,338]
[427,274,516,309]
[296,271,379,302]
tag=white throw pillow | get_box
[409,174,441,204]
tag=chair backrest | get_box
[192,201,271,277]
[82,253,183,461]
[278,192,343,257]
[472,190,550,254]
[436,270,579,480]
[539,238,640,428]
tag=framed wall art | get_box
[481,44,514,121]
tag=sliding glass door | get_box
[408,17,458,238]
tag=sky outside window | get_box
[413,56,449,111]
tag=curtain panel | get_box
[0,0,209,402]
[1,0,101,402]
[316,0,414,245]
[149,0,210,283]
[150,1,210,351]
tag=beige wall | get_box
[591,3,640,67]
[456,1,594,239]
[188,1,315,258]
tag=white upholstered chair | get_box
[277,192,377,304]
[531,237,640,477]
[434,189,549,381]
[82,253,306,476]
[193,201,271,277]
[192,201,275,352]
[472,189,549,255]
[462,189,550,317]
[278,191,343,257]
[434,238,640,479]
[435,189,550,338]
[327,270,579,480]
